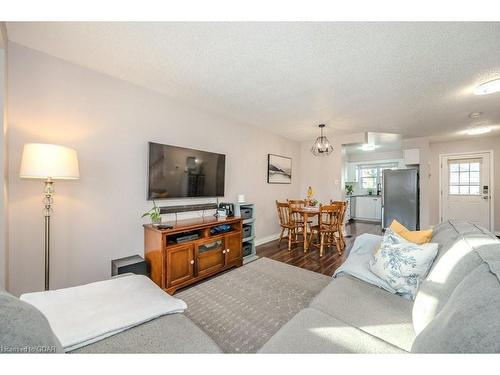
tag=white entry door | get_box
[441,152,492,230]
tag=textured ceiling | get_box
[6,22,500,142]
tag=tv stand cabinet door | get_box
[225,232,243,266]
[196,238,226,277]
[166,244,194,288]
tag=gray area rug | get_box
[176,258,331,353]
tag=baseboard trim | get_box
[255,233,281,247]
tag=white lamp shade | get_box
[20,143,80,180]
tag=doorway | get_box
[439,151,494,231]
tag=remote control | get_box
[156,225,173,230]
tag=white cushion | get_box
[369,228,438,299]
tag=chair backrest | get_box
[330,200,347,224]
[288,199,306,208]
[276,201,291,226]
[319,203,343,230]
[287,200,307,223]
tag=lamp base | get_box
[43,179,53,291]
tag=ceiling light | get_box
[310,124,333,156]
[466,126,492,135]
[360,144,377,151]
[474,78,500,95]
[468,112,482,119]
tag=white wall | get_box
[299,132,366,204]
[7,43,301,295]
[429,136,500,233]
[0,24,8,289]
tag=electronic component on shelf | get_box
[210,224,231,235]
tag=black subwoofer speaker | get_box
[111,255,149,277]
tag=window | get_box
[359,163,398,190]
[448,160,481,195]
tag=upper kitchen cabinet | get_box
[345,162,358,182]
[404,148,420,165]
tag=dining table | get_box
[290,206,320,253]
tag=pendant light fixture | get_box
[311,124,333,156]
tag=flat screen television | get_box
[147,142,226,200]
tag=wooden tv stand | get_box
[144,216,243,294]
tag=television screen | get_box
[147,142,226,200]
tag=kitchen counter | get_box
[348,195,383,222]
[347,194,382,197]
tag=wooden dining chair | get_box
[330,200,348,248]
[275,201,303,251]
[310,203,345,257]
[287,199,313,227]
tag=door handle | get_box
[222,250,226,254]
[190,260,194,265]
[226,249,230,253]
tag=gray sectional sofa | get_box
[260,220,500,353]
[2,220,499,353]
[0,286,221,353]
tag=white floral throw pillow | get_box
[369,228,438,299]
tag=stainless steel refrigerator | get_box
[382,168,419,230]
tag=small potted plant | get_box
[345,184,353,196]
[367,188,374,196]
[142,200,162,224]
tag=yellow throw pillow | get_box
[390,219,433,244]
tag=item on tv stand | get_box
[216,209,227,217]
[237,194,246,203]
[210,224,231,235]
[159,203,218,215]
[218,202,234,217]
[155,224,173,230]
[176,233,200,243]
[111,255,149,277]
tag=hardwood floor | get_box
[256,220,382,276]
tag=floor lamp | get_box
[20,143,80,290]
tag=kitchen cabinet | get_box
[404,148,420,165]
[345,163,358,182]
[344,197,352,222]
[353,196,382,221]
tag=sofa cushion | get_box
[73,313,222,353]
[369,228,438,299]
[412,254,500,353]
[413,225,499,334]
[427,220,493,261]
[258,307,404,353]
[390,219,433,244]
[430,220,461,247]
[309,275,414,351]
[0,288,63,353]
